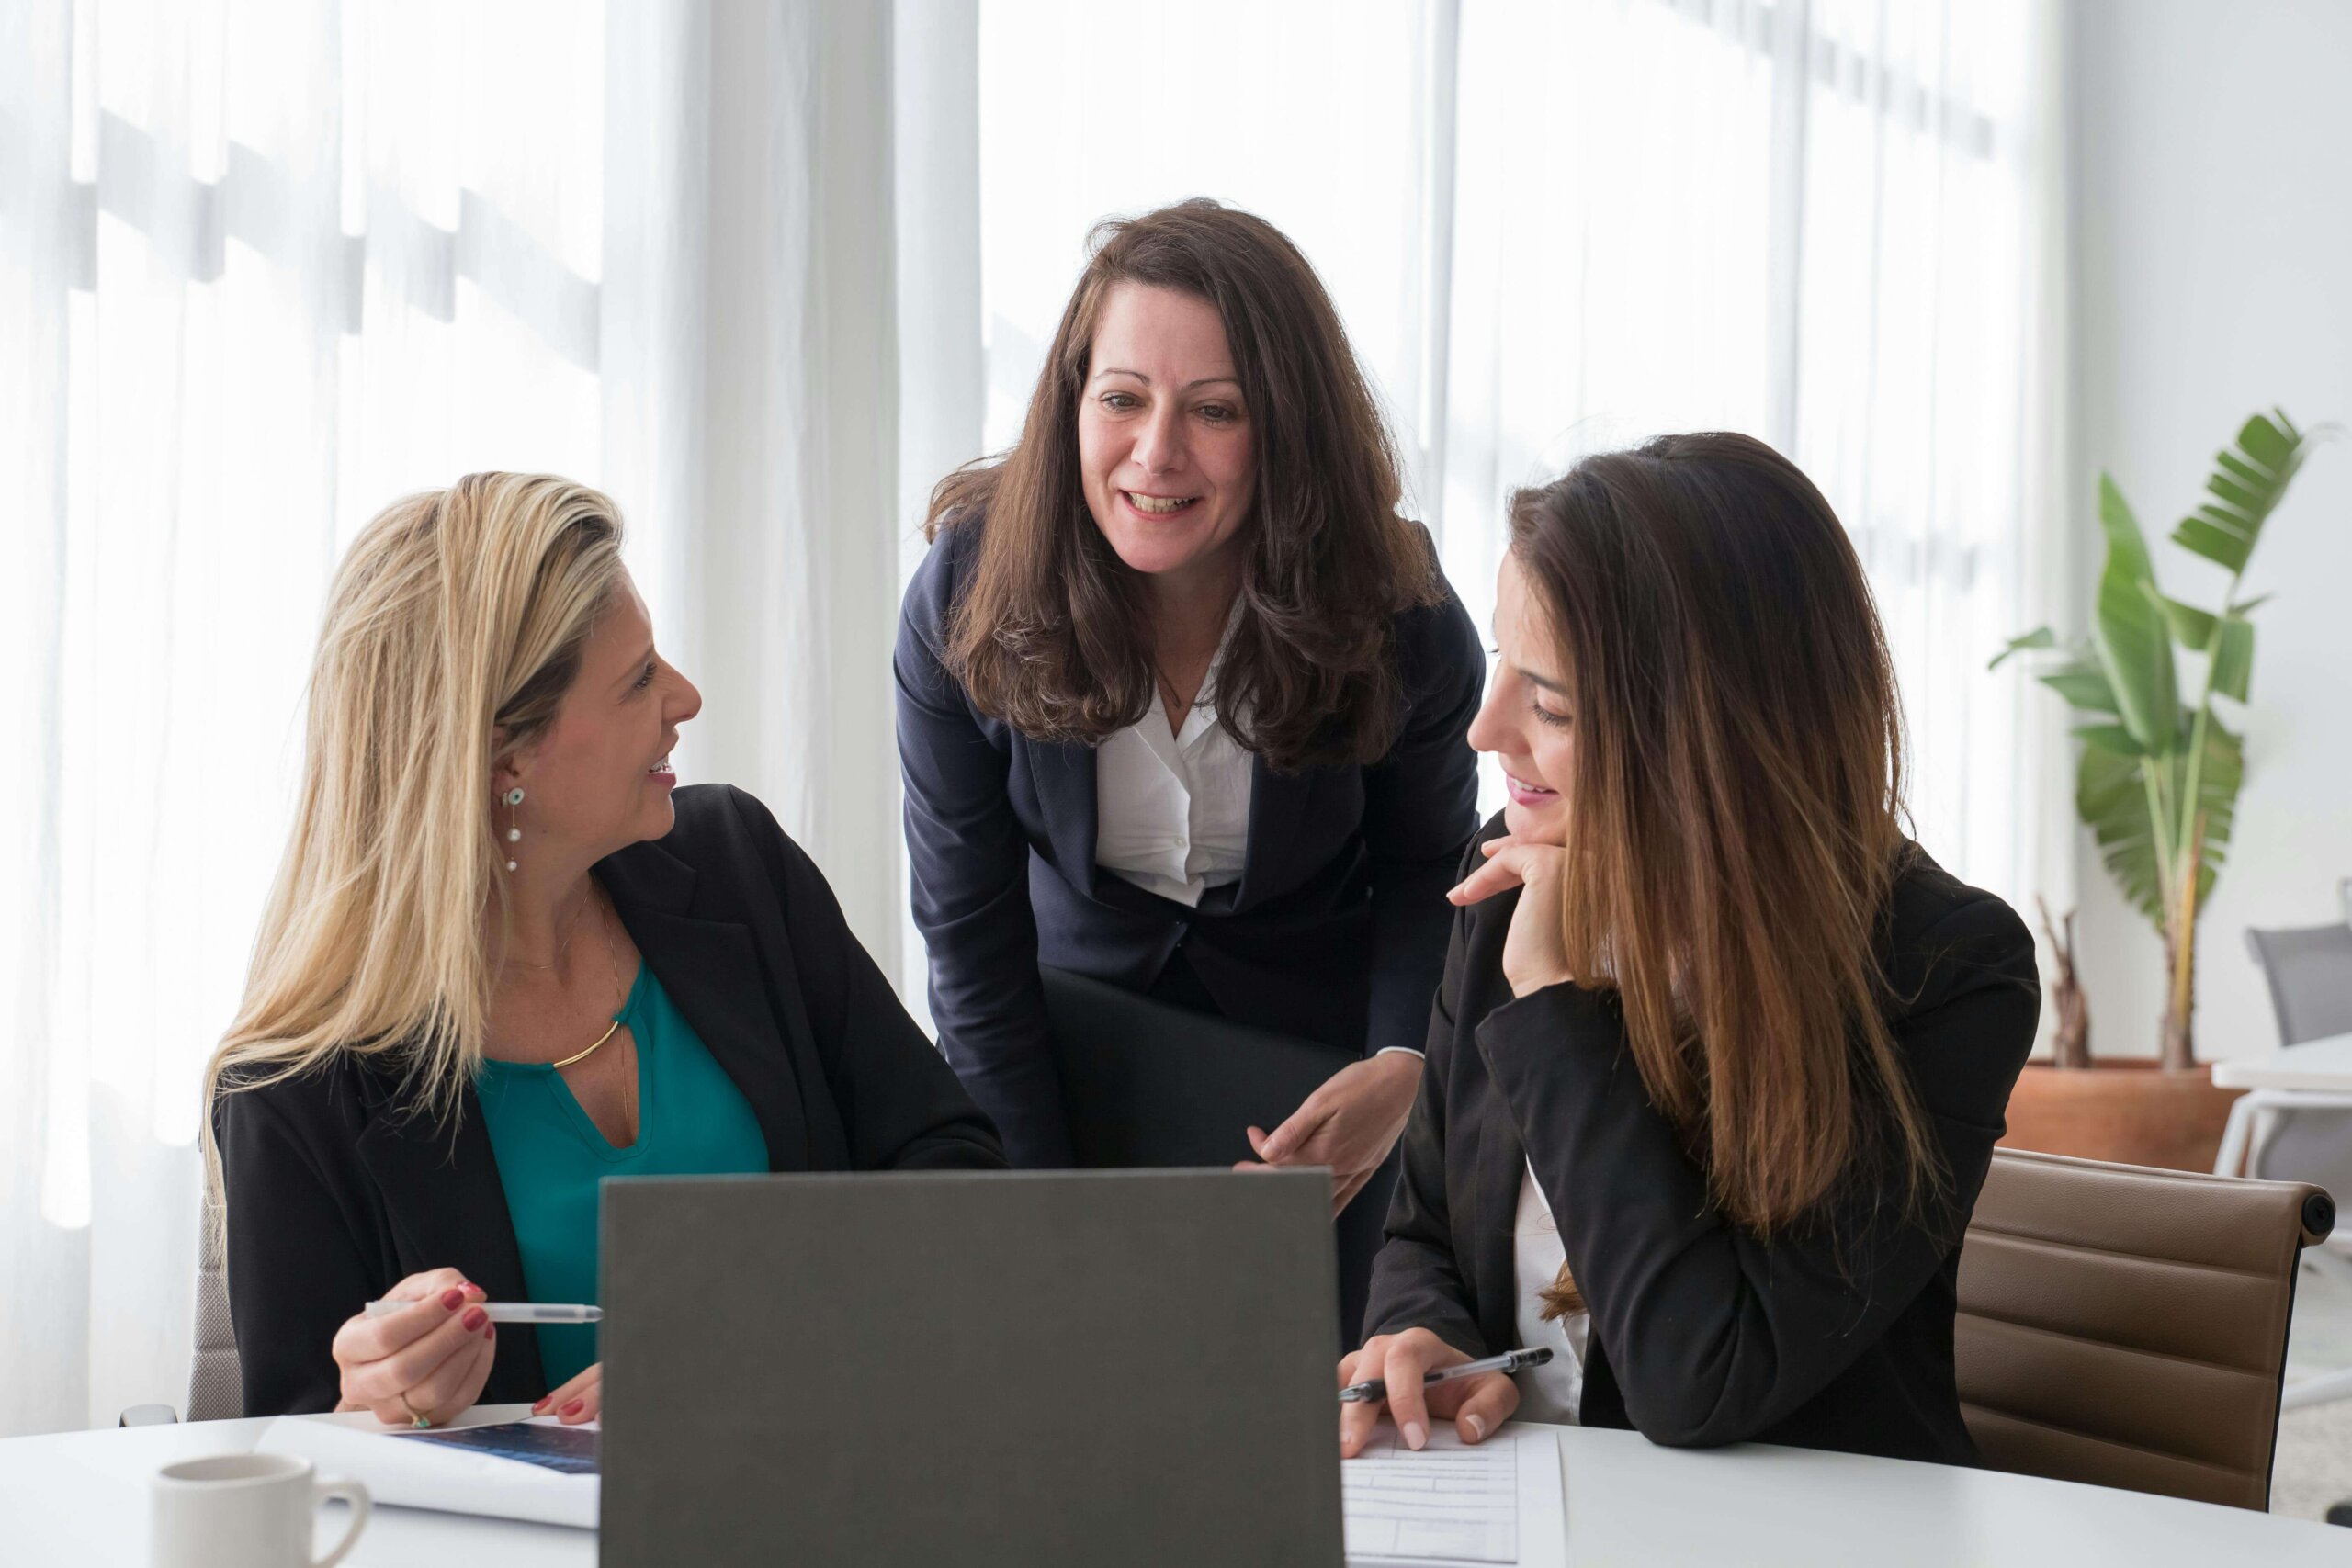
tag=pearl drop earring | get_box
[504,787,525,872]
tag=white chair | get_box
[2224,916,2352,1413]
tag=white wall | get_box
[2070,0,2352,1060]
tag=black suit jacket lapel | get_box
[350,1066,545,1394]
[1474,1077,1528,1358]
[600,839,816,1172]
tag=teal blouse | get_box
[476,964,769,1387]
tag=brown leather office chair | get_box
[1955,1146,2332,1511]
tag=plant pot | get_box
[1998,1061,2245,1174]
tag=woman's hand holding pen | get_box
[333,1268,496,1428]
[1339,1327,1519,1456]
[1448,835,1578,999]
[1236,1050,1421,1216]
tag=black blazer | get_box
[895,515,1487,1167]
[1366,818,2040,1463]
[214,784,1004,1417]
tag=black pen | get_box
[1338,1347,1553,1403]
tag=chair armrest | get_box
[118,1404,180,1427]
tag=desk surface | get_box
[6,1411,2347,1566]
[2214,1031,2352,1091]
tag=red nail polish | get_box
[441,1288,465,1310]
[561,1399,583,1416]
[532,1398,549,1413]
[461,1307,487,1331]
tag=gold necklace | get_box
[522,891,630,1069]
[548,1016,622,1070]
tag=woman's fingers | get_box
[346,1302,484,1408]
[535,1361,602,1419]
[535,1362,604,1425]
[1338,1342,1389,1459]
[402,1317,497,1425]
[1258,1091,1334,1166]
[556,1365,604,1424]
[1448,1373,1521,1445]
[1449,840,1561,907]
[1378,1335,1445,1452]
[334,1269,481,1366]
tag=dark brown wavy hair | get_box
[1518,434,1936,1319]
[924,198,1440,771]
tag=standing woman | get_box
[1344,434,2040,1462]
[209,474,1001,1424]
[898,200,1483,1339]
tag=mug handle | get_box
[309,1474,372,1568]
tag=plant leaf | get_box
[2169,410,2309,574]
[1989,626,2058,671]
[2173,714,2245,908]
[2210,616,2255,703]
[2073,723,2145,756]
[2093,476,2179,752]
[2039,661,2120,715]
[2078,746,2165,933]
[2160,596,2218,650]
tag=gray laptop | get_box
[599,1168,1343,1567]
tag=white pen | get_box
[364,1300,604,1324]
[1338,1347,1551,1403]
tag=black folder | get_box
[1039,963,1359,1168]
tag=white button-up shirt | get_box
[1511,1158,1592,1424]
[1094,620,1252,908]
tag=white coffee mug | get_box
[151,1452,371,1568]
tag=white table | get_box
[2214,1030,2352,1412]
[2214,1032,2352,1093]
[6,1412,2347,1566]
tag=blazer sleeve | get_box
[724,786,1006,1172]
[214,1076,377,1416]
[893,533,1075,1168]
[1360,845,1492,1358]
[1476,895,2039,1448]
[1357,561,1486,1059]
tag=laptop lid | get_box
[600,1168,1343,1567]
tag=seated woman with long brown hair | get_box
[1340,433,2040,1463]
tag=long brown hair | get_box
[925,198,1439,771]
[1518,434,1936,1313]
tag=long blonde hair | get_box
[204,473,627,1185]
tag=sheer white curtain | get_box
[974,0,2069,904]
[0,0,903,1436]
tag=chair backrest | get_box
[2245,921,2352,1045]
[1955,1147,2330,1511]
[187,1202,243,1422]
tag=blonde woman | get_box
[208,473,1002,1427]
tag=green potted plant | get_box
[1991,409,2323,1168]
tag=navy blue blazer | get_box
[895,515,1487,1168]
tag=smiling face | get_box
[1076,282,1258,592]
[493,569,702,867]
[1467,551,1577,844]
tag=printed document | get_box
[1343,1423,1566,1567]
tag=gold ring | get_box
[399,1392,432,1430]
